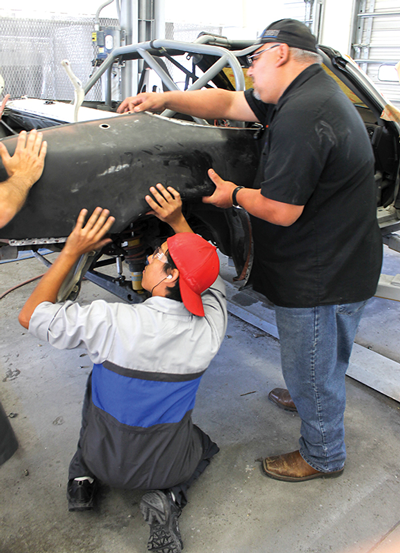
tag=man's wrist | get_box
[7,174,34,191]
[58,247,81,264]
[232,186,244,207]
[170,215,192,234]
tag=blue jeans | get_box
[274,300,367,473]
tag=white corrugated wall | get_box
[353,0,400,107]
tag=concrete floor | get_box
[1,248,400,553]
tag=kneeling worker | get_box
[18,184,227,553]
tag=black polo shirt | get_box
[244,64,382,307]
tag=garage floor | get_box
[1,247,400,553]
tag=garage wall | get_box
[0,1,118,19]
[320,0,354,54]
[165,0,318,41]
[1,0,318,40]
[7,0,399,103]
[0,1,321,101]
[351,0,400,108]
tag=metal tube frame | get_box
[83,37,254,118]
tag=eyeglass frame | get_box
[152,245,169,264]
[246,43,281,66]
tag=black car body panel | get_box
[0,111,259,240]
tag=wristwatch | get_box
[232,186,244,207]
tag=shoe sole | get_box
[260,462,344,482]
[67,493,95,512]
[268,393,298,412]
[68,503,94,512]
[140,492,182,553]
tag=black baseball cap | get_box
[255,19,318,54]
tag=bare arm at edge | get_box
[0,129,47,228]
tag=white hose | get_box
[61,60,85,123]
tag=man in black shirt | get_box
[117,19,382,481]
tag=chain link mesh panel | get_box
[0,16,120,102]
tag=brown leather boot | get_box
[261,450,344,482]
[268,388,297,412]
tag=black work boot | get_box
[140,490,183,552]
[67,478,97,512]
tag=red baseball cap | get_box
[167,233,220,317]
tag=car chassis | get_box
[0,34,400,302]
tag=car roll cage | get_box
[84,35,259,116]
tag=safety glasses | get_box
[152,246,169,264]
[246,44,281,66]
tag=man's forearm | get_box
[0,176,33,228]
[235,188,304,226]
[18,249,80,328]
[162,89,242,121]
[19,207,115,329]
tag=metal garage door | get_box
[282,0,324,39]
[352,0,400,108]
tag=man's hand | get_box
[202,169,237,209]
[145,184,192,234]
[63,207,115,259]
[0,129,47,185]
[204,168,304,226]
[117,92,166,114]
